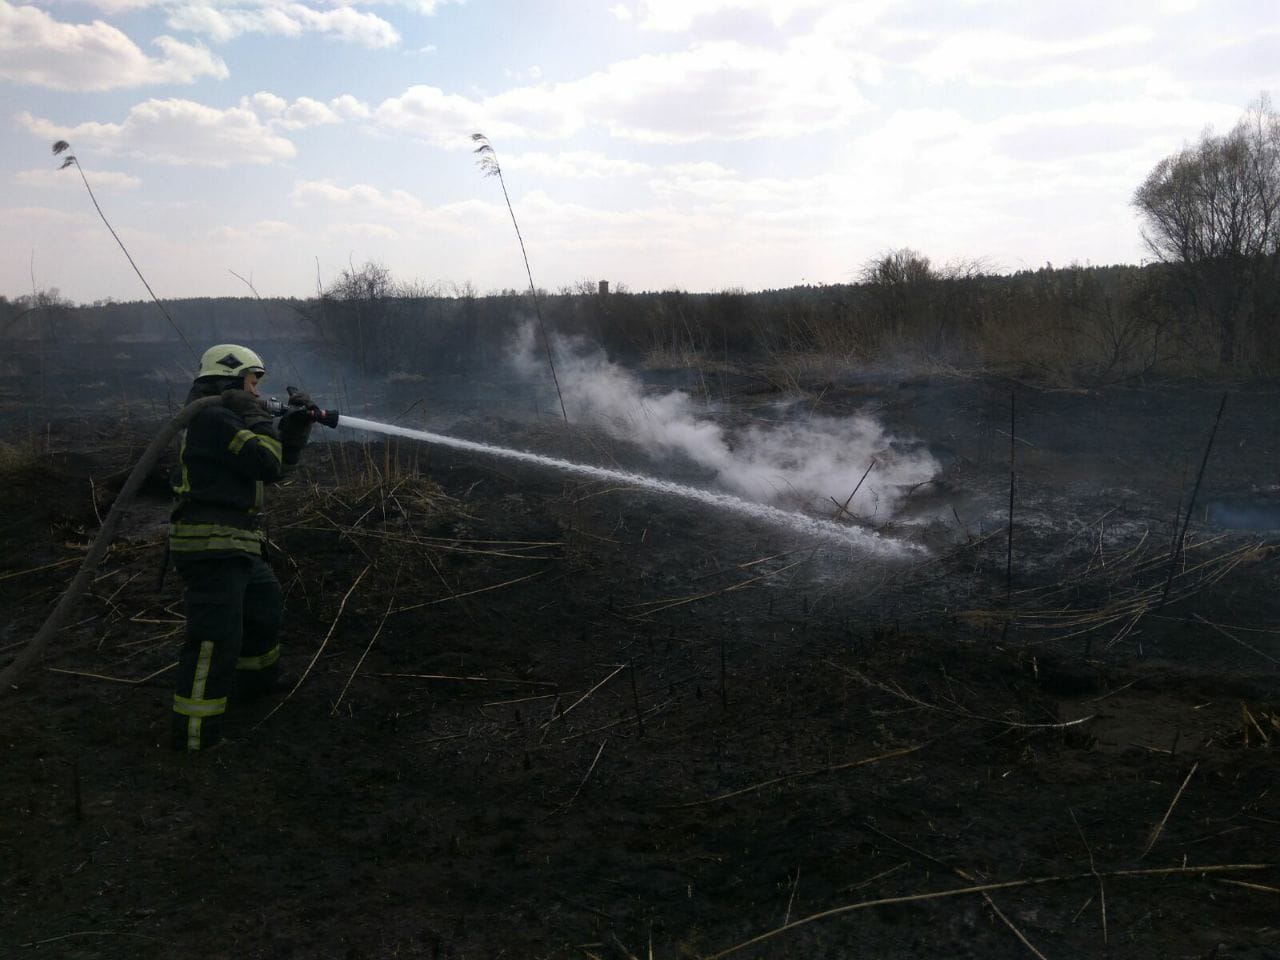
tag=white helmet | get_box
[196,344,266,381]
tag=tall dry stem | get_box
[471,133,568,423]
[52,141,196,361]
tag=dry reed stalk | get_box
[127,614,183,625]
[282,526,549,559]
[1070,807,1108,943]
[540,664,627,731]
[572,484,642,503]
[483,692,563,707]
[862,819,1050,959]
[102,571,141,605]
[1156,392,1227,616]
[1214,878,1280,895]
[1011,530,1242,610]
[706,863,1273,959]
[1192,614,1280,665]
[47,661,176,685]
[627,559,806,616]
[689,549,807,585]
[825,660,1095,730]
[630,661,645,737]
[608,932,640,960]
[976,892,1049,960]
[662,743,923,809]
[550,701,670,747]
[20,930,161,949]
[1239,703,1274,747]
[0,557,79,582]
[331,573,399,715]
[52,141,197,361]
[1141,761,1199,858]
[962,537,1266,644]
[544,738,607,820]
[390,569,547,614]
[782,866,801,926]
[737,549,806,570]
[471,133,568,423]
[424,551,477,626]
[257,563,371,727]
[555,699,669,743]
[831,458,876,521]
[842,862,909,893]
[1006,387,1016,595]
[378,672,555,685]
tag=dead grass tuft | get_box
[0,437,47,478]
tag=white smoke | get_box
[510,323,939,520]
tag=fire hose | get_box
[0,392,340,695]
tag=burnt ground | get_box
[2,366,1279,960]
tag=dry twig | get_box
[826,660,1095,730]
[1071,807,1108,943]
[1141,761,1199,858]
[47,661,176,685]
[663,744,923,809]
[541,664,627,731]
[391,570,547,614]
[706,863,1272,959]
[331,569,399,715]
[257,563,371,726]
[544,738,607,819]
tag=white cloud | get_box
[910,26,1159,87]
[282,97,338,128]
[245,91,289,117]
[627,0,831,31]
[372,84,583,143]
[210,219,302,243]
[241,91,369,128]
[373,29,871,145]
[0,0,227,91]
[567,40,870,142]
[329,95,372,120]
[291,180,422,217]
[77,0,463,16]
[290,179,506,233]
[15,167,142,191]
[166,3,400,48]
[372,86,485,143]
[503,151,652,179]
[17,100,298,166]
[370,39,872,145]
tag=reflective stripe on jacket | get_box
[169,383,287,556]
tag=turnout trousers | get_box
[170,553,284,751]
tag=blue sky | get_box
[2,0,1277,304]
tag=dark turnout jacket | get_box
[169,380,290,557]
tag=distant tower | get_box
[598,280,609,295]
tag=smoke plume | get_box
[510,324,938,520]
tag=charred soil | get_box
[2,372,1279,960]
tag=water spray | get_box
[332,413,921,555]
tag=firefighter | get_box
[168,344,312,751]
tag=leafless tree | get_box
[326,260,395,302]
[1132,94,1280,363]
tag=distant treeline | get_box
[3,259,1279,383]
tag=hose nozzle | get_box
[264,390,341,429]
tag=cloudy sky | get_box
[2,0,1276,304]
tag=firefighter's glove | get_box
[286,389,313,410]
[222,389,272,428]
[278,409,313,464]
